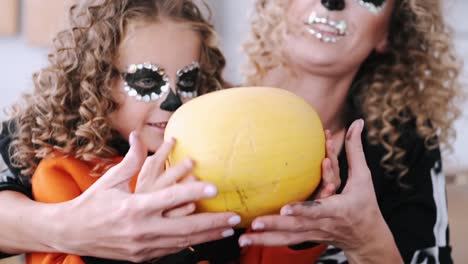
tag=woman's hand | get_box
[46,132,241,262]
[311,129,341,199]
[135,135,199,218]
[238,119,402,263]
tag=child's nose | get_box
[160,88,182,112]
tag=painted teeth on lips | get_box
[305,12,347,43]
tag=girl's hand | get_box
[238,119,402,263]
[49,132,241,262]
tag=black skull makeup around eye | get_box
[176,61,200,99]
[355,0,386,14]
[122,63,170,103]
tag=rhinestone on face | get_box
[137,64,144,70]
[128,64,137,74]
[161,84,170,93]
[151,93,159,101]
[128,89,138,97]
[143,95,150,103]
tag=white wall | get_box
[0,37,47,117]
[443,0,468,174]
[206,0,250,85]
[0,0,467,173]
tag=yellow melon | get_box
[164,87,325,227]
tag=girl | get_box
[1,0,241,263]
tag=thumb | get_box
[88,131,147,191]
[344,119,370,187]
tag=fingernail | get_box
[239,238,252,247]
[252,221,265,230]
[281,206,293,216]
[129,131,136,146]
[222,229,235,238]
[203,185,218,197]
[165,137,175,144]
[358,119,365,133]
[228,215,242,226]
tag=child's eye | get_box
[135,78,157,88]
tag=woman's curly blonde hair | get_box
[7,0,227,177]
[244,0,462,180]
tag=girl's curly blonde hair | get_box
[7,0,227,177]
[244,0,462,180]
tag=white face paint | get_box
[354,0,387,15]
[305,11,348,43]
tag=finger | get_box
[325,129,332,141]
[152,160,195,190]
[152,137,176,175]
[239,230,325,247]
[249,214,316,232]
[327,137,341,188]
[315,158,336,199]
[345,119,367,173]
[88,131,147,191]
[137,181,218,213]
[163,203,196,218]
[179,174,197,183]
[155,228,236,249]
[136,138,176,193]
[155,212,242,236]
[281,198,340,219]
[137,157,193,193]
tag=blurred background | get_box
[0,0,467,263]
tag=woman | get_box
[238,0,460,263]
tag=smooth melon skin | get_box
[164,87,325,227]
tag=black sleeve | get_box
[0,121,32,198]
[378,132,453,263]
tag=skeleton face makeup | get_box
[355,0,386,15]
[176,62,200,99]
[121,61,200,107]
[122,63,170,103]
